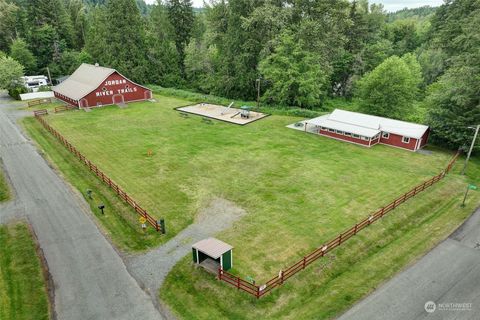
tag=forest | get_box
[0,0,479,151]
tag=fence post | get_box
[303,257,306,269]
[237,277,240,289]
[354,224,358,235]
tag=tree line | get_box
[0,0,478,151]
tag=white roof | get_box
[192,238,233,259]
[53,63,116,100]
[307,109,429,139]
[307,114,380,138]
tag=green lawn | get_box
[21,94,480,318]
[0,222,50,320]
[0,168,10,202]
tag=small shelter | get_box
[192,238,233,272]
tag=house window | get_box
[336,130,344,135]
[382,132,390,139]
[402,136,410,143]
[352,134,360,139]
[344,132,352,137]
[320,127,327,131]
[328,128,335,133]
[361,136,369,141]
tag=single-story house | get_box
[53,63,152,109]
[305,109,429,151]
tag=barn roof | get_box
[307,109,429,139]
[192,238,233,259]
[52,63,115,100]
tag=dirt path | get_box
[127,198,246,313]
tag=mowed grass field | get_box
[0,168,9,202]
[22,94,480,318]
[0,222,50,320]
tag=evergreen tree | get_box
[0,0,19,52]
[166,0,194,77]
[26,0,75,47]
[9,38,37,74]
[145,2,182,86]
[426,0,480,150]
[89,0,148,82]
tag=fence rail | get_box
[54,105,77,113]
[34,112,162,232]
[28,98,52,107]
[219,152,460,298]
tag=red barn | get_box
[305,109,429,151]
[53,63,152,109]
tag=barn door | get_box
[80,99,89,108]
[144,90,152,100]
[112,94,124,105]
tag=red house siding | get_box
[54,91,78,107]
[318,128,371,146]
[80,72,151,108]
[380,133,418,151]
[420,129,430,148]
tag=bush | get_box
[8,85,28,100]
[38,85,51,92]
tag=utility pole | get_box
[461,124,480,175]
[46,67,52,85]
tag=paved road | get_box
[338,207,480,320]
[0,95,162,319]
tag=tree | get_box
[26,0,75,47]
[145,2,182,86]
[426,55,480,150]
[0,56,24,89]
[0,0,19,52]
[48,49,93,77]
[259,32,328,108]
[28,24,64,70]
[66,0,87,49]
[166,0,194,77]
[355,55,422,119]
[9,38,37,74]
[85,0,148,82]
[426,0,480,150]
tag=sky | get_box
[146,0,444,12]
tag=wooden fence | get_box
[219,152,461,298]
[28,98,52,107]
[34,112,162,232]
[54,105,77,113]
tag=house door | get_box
[112,94,124,105]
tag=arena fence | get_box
[218,152,460,298]
[34,110,163,233]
